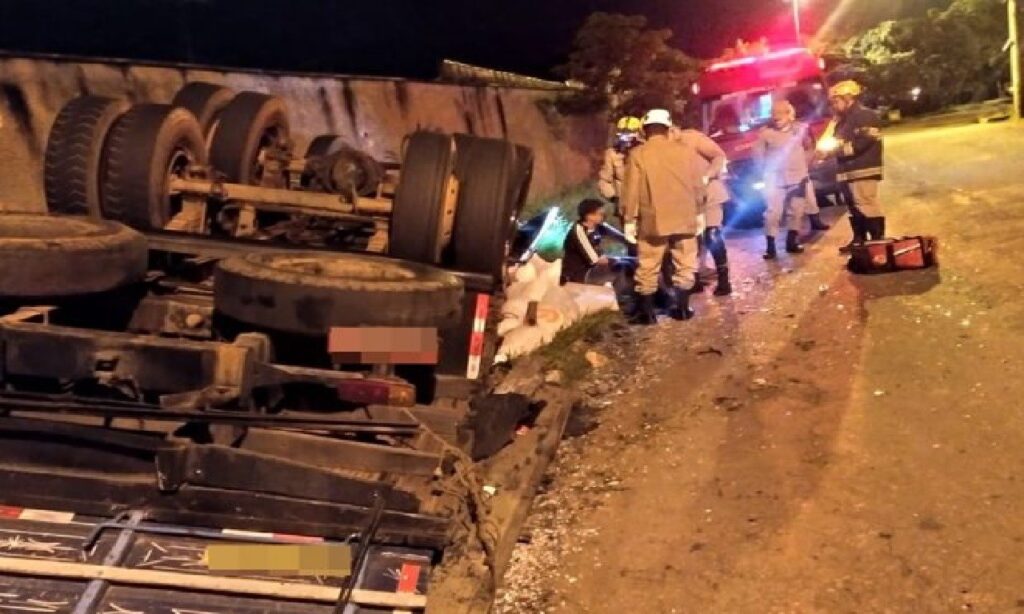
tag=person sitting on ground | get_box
[560,199,634,287]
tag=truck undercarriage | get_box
[0,81,543,611]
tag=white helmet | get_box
[642,109,672,127]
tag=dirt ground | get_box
[494,122,1024,614]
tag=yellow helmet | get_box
[616,116,642,133]
[829,80,862,98]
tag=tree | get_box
[843,19,923,102]
[557,12,699,117]
[843,0,1008,107]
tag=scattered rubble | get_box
[494,326,639,613]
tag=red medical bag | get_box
[848,236,938,274]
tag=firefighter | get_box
[621,109,706,324]
[753,99,816,260]
[821,80,885,251]
[672,124,732,295]
[598,116,643,225]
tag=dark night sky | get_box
[0,0,944,79]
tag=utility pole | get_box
[1010,0,1022,120]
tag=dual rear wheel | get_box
[42,86,533,279]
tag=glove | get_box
[623,222,638,244]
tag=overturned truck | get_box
[0,82,536,611]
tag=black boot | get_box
[668,287,694,321]
[808,213,831,230]
[630,293,658,325]
[619,291,639,320]
[692,273,706,292]
[763,236,777,260]
[866,216,886,240]
[713,265,732,296]
[839,217,867,254]
[786,230,805,254]
[705,227,730,296]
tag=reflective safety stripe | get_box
[575,224,602,265]
[0,505,76,524]
[466,294,490,380]
[838,167,883,182]
[221,528,327,543]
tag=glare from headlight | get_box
[753,181,766,191]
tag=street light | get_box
[790,0,802,42]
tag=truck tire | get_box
[171,82,236,139]
[511,145,535,215]
[450,135,528,277]
[214,252,464,336]
[0,214,147,297]
[390,132,457,264]
[208,92,290,184]
[101,104,207,230]
[44,96,130,217]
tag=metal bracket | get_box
[0,305,57,324]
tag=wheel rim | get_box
[163,142,198,227]
[258,254,417,282]
[250,125,285,185]
[438,173,458,253]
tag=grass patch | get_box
[537,310,622,384]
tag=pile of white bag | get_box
[495,255,619,362]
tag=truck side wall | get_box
[0,54,605,212]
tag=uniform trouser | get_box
[704,226,728,268]
[846,179,884,219]
[704,198,725,228]
[763,182,807,236]
[608,196,624,226]
[636,234,698,295]
[802,180,821,215]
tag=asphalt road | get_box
[496,122,1024,614]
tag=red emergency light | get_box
[708,47,812,72]
[697,47,824,100]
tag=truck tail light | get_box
[336,378,415,406]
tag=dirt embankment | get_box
[0,53,605,211]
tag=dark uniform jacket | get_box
[835,103,883,182]
[561,222,604,284]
